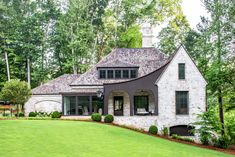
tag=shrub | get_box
[104,114,114,123]
[214,135,231,149]
[91,113,102,122]
[28,112,37,117]
[149,125,158,134]
[51,111,62,118]
[162,126,169,136]
[18,112,24,117]
[200,131,211,145]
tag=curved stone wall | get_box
[24,95,62,115]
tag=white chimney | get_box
[141,23,153,48]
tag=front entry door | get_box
[113,96,123,116]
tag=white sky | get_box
[153,0,210,45]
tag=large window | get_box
[63,96,104,115]
[78,96,90,115]
[178,63,185,79]
[64,96,76,115]
[99,70,106,79]
[176,91,188,115]
[134,96,149,115]
[92,96,103,114]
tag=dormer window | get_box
[123,70,129,78]
[98,68,138,79]
[107,70,114,79]
[115,70,121,78]
[99,70,106,79]
[130,70,137,78]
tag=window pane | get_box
[178,63,185,79]
[176,91,188,114]
[123,70,129,78]
[64,96,76,115]
[78,96,90,115]
[134,96,149,115]
[107,70,114,79]
[92,96,103,114]
[115,70,121,79]
[99,70,106,79]
[130,70,137,78]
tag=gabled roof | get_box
[71,48,169,86]
[97,59,139,68]
[32,74,80,95]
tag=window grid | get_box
[178,63,185,79]
[176,91,188,115]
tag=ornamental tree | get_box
[0,79,31,115]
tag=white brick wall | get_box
[24,95,62,115]
[156,46,207,128]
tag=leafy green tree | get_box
[157,13,190,54]
[0,79,31,115]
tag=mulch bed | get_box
[1,118,235,155]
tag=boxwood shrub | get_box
[91,113,102,122]
[104,114,114,123]
[28,112,37,117]
[149,125,158,134]
[51,111,62,118]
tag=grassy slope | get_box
[0,120,233,157]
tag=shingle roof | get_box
[97,59,139,68]
[32,74,80,95]
[71,48,169,86]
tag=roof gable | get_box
[71,48,169,86]
[156,45,207,85]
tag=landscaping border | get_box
[1,118,234,155]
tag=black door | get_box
[113,96,123,116]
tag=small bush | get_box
[214,135,231,149]
[51,111,62,118]
[172,134,194,143]
[28,112,37,117]
[91,113,102,122]
[149,125,158,134]
[19,112,24,117]
[104,114,114,123]
[200,131,211,145]
[162,126,169,136]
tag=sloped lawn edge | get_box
[1,117,234,155]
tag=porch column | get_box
[89,96,92,115]
[129,92,134,116]
[103,89,109,115]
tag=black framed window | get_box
[123,70,129,78]
[115,70,121,79]
[178,63,185,79]
[176,91,188,115]
[130,70,137,78]
[77,96,90,115]
[99,70,106,79]
[63,96,76,115]
[107,70,114,79]
[134,96,149,115]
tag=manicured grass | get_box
[0,120,233,157]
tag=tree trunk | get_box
[27,57,31,88]
[5,51,10,81]
[218,88,224,135]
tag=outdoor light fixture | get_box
[96,89,104,100]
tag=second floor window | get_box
[107,70,114,78]
[99,70,106,79]
[178,63,185,79]
[123,70,129,78]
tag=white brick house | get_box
[25,26,207,136]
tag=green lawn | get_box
[0,120,233,157]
